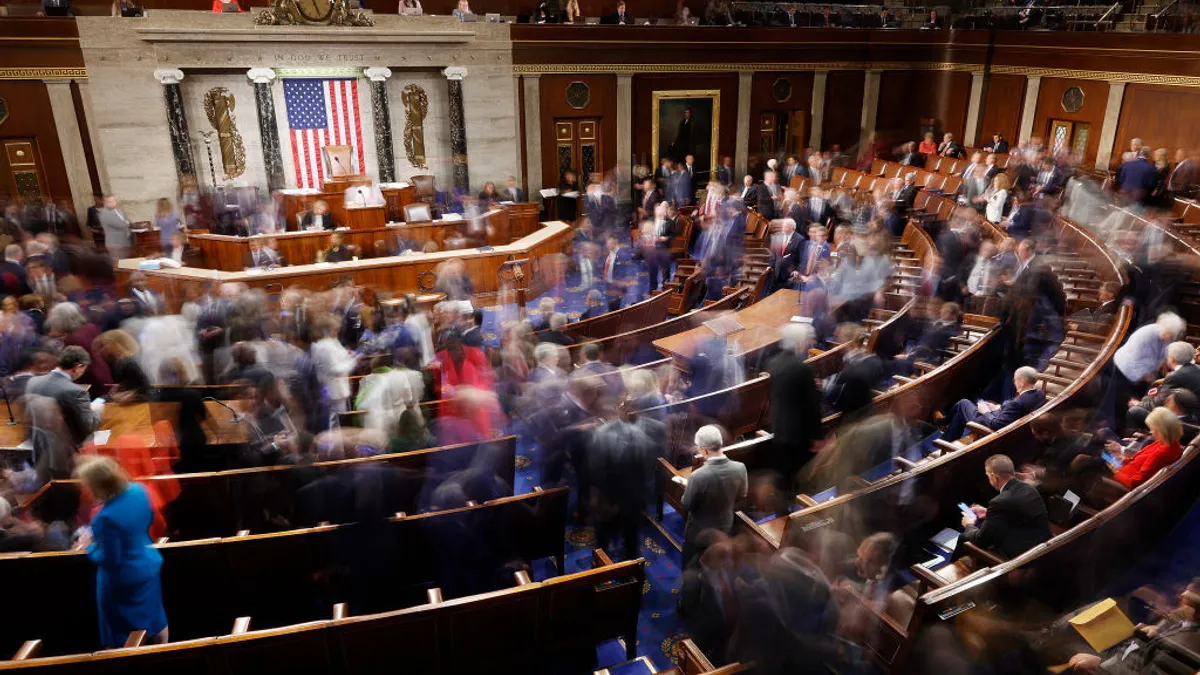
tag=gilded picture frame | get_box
[651,89,720,179]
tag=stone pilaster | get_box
[247,67,286,192]
[810,70,828,151]
[1095,82,1127,171]
[1018,75,1042,143]
[615,74,633,203]
[859,70,882,152]
[43,80,94,217]
[364,67,396,183]
[521,74,542,196]
[963,71,986,147]
[444,66,470,192]
[735,71,752,177]
[154,68,195,181]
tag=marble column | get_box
[616,74,633,203]
[444,66,470,192]
[1017,75,1042,143]
[44,80,94,217]
[735,71,752,177]
[963,71,986,147]
[859,70,882,151]
[247,68,286,192]
[1095,82,1127,171]
[810,70,828,151]
[154,68,196,181]
[522,74,542,195]
[363,67,396,184]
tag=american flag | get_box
[283,78,365,189]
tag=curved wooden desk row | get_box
[827,166,965,200]
[2,545,646,674]
[117,221,573,312]
[554,289,674,344]
[733,216,1132,672]
[185,203,542,273]
[21,436,518,542]
[2,485,570,662]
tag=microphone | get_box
[333,156,348,175]
[202,396,244,423]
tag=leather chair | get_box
[323,145,354,177]
[411,174,436,203]
[403,203,434,223]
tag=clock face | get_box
[1061,86,1084,114]
[295,0,333,22]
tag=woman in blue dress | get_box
[75,456,168,648]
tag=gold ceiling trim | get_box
[0,67,87,81]
[990,64,1200,87]
[513,61,982,75]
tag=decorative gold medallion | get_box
[255,0,373,26]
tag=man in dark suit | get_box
[538,314,576,346]
[781,156,803,186]
[945,366,1046,440]
[796,224,831,287]
[804,186,835,226]
[638,178,663,222]
[1117,148,1158,205]
[1166,147,1197,200]
[601,1,633,24]
[825,332,885,421]
[676,424,749,567]
[937,132,964,159]
[897,142,923,167]
[736,175,757,205]
[646,202,676,291]
[25,346,100,482]
[766,324,824,489]
[599,236,632,307]
[767,219,804,293]
[981,134,1007,154]
[502,175,525,203]
[755,171,782,220]
[673,108,695,162]
[1032,157,1067,198]
[0,245,29,298]
[125,271,165,317]
[896,173,919,211]
[1127,341,1200,429]
[242,237,285,269]
[960,454,1052,560]
[579,290,607,321]
[716,157,735,188]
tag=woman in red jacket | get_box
[1109,407,1183,489]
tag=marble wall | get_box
[76,12,519,220]
[182,74,267,191]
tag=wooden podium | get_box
[323,174,372,193]
[346,205,386,230]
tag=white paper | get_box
[93,430,112,446]
[561,191,580,199]
[539,188,559,198]
[439,213,463,222]
[1062,490,1080,514]
[790,315,814,324]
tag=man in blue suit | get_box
[944,366,1045,440]
[795,224,832,289]
[600,236,634,307]
[716,156,735,188]
[1116,147,1158,205]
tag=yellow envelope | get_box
[1069,598,1136,653]
[1047,664,1071,674]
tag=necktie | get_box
[254,251,261,267]
[806,245,817,274]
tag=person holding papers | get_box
[959,454,1051,560]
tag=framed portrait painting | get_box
[652,89,720,179]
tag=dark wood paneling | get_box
[631,72,739,173]
[538,74,617,188]
[0,19,83,70]
[1113,84,1200,170]
[0,80,72,205]
[821,69,865,152]
[747,71,814,170]
[979,72,1025,150]
[4,0,265,15]
[990,31,1200,79]
[1032,76,1109,165]
[875,69,970,147]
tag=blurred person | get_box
[959,453,1052,559]
[756,170,782,220]
[673,425,748,567]
[767,219,803,294]
[834,532,903,616]
[1117,147,1158,205]
[1126,341,1200,430]
[98,195,132,259]
[125,271,164,317]
[94,330,150,403]
[918,132,937,155]
[1111,311,1187,431]
[765,323,823,492]
[589,396,659,561]
[153,198,180,250]
[823,323,884,420]
[579,289,607,321]
[46,302,113,395]
[319,231,353,263]
[538,312,574,346]
[944,366,1045,440]
[0,244,29,298]
[73,455,168,648]
[25,346,98,484]
[300,199,336,230]
[433,257,473,301]
[938,132,963,158]
[310,316,358,413]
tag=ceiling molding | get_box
[513,61,983,75]
[990,64,1200,87]
[0,67,87,81]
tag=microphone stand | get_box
[0,376,16,426]
[202,396,244,423]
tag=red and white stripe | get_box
[289,79,366,190]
